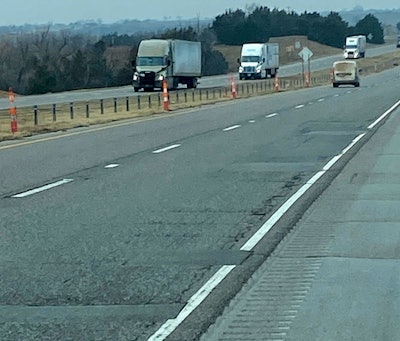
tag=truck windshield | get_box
[242,56,260,63]
[137,57,166,66]
[345,45,357,49]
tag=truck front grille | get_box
[139,71,155,85]
[243,66,256,73]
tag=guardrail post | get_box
[86,102,90,118]
[126,97,129,111]
[52,104,56,122]
[70,102,74,119]
[100,99,104,114]
[137,96,141,110]
[114,97,117,112]
[34,105,38,125]
[148,95,152,108]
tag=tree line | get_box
[212,7,384,47]
[0,7,385,95]
[0,25,228,95]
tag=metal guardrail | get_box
[0,74,332,139]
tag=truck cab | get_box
[132,39,201,92]
[132,40,170,92]
[343,35,366,59]
[238,43,279,80]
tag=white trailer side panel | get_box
[266,43,279,69]
[170,40,202,77]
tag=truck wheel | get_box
[355,82,360,87]
[188,78,197,89]
[133,87,140,92]
[333,83,338,88]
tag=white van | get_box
[332,61,360,88]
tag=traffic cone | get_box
[329,68,334,82]
[163,79,169,111]
[8,87,18,133]
[305,72,310,87]
[274,74,280,92]
[230,75,237,99]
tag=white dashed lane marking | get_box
[223,125,241,132]
[105,164,120,169]
[152,144,181,154]
[12,179,74,198]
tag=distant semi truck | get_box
[132,39,201,91]
[343,35,366,59]
[238,43,279,80]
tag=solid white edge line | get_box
[240,181,313,252]
[307,171,325,185]
[368,100,400,129]
[295,105,305,109]
[145,101,400,338]
[152,144,181,154]
[148,265,236,341]
[12,179,74,198]
[240,130,368,251]
[223,125,241,132]
[266,113,278,118]
[323,155,342,171]
[341,133,366,154]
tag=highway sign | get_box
[298,47,313,62]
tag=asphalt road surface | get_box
[0,65,400,340]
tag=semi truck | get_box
[238,43,279,80]
[343,35,366,59]
[132,39,201,91]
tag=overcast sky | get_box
[3,0,400,26]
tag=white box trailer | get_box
[343,35,366,59]
[132,39,201,91]
[238,43,279,80]
[171,40,202,77]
